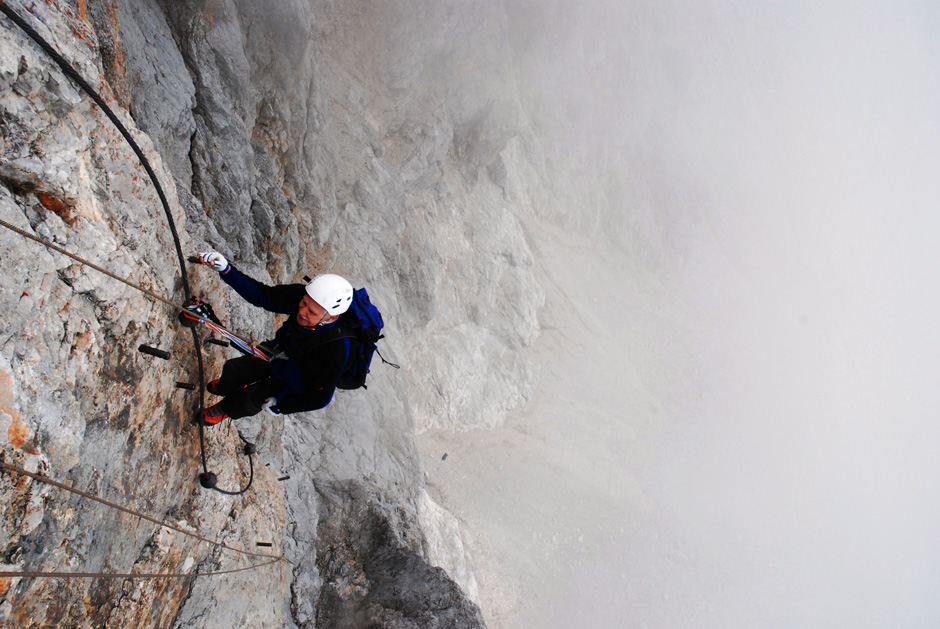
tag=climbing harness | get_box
[0,0,262,496]
[0,460,286,579]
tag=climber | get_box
[194,251,353,425]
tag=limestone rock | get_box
[0,0,563,625]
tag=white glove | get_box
[198,251,230,273]
[262,397,281,416]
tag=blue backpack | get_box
[304,287,399,390]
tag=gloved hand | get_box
[198,251,230,273]
[261,397,281,416]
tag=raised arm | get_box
[197,251,304,314]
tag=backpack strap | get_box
[295,322,359,354]
[374,345,401,370]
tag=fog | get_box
[651,3,940,626]
[420,2,940,627]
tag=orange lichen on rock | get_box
[36,192,78,225]
[0,368,35,454]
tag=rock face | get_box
[0,0,551,626]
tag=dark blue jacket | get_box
[221,266,350,413]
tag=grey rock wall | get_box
[0,0,552,626]
[0,3,290,626]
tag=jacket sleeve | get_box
[220,266,306,314]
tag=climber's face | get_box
[297,294,328,327]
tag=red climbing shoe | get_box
[198,402,229,426]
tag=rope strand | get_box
[0,217,269,360]
[0,0,189,293]
[0,461,281,561]
[0,556,284,580]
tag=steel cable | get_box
[0,460,286,579]
[0,461,281,560]
[0,1,257,494]
[0,556,284,580]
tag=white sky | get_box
[421,2,940,627]
[632,1,940,626]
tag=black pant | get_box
[214,356,282,419]
[215,355,334,418]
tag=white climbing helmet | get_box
[305,273,353,316]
